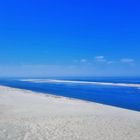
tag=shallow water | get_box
[0,77,140,111]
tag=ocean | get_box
[0,77,140,111]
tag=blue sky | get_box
[0,0,140,77]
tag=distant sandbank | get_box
[21,79,140,88]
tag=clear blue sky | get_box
[0,0,140,77]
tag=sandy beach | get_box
[0,86,140,140]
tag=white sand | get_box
[0,86,140,140]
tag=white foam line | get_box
[21,79,140,88]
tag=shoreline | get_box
[1,85,139,112]
[0,85,140,140]
[1,84,140,112]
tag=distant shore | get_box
[0,85,140,140]
[21,79,140,88]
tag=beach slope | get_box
[0,86,140,140]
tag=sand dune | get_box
[0,86,140,140]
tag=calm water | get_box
[0,77,140,111]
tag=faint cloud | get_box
[74,57,136,68]
[80,59,87,63]
[95,56,106,62]
[120,58,134,63]
[107,61,115,64]
[73,59,87,63]
[95,56,116,65]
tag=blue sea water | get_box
[0,77,140,111]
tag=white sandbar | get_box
[21,79,140,88]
